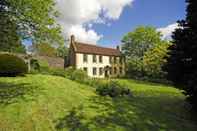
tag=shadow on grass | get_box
[0,82,42,106]
[90,95,197,131]
[55,94,197,131]
[55,105,90,131]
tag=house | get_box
[68,35,126,78]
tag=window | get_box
[83,54,88,63]
[109,67,112,75]
[93,67,97,75]
[99,68,103,75]
[114,57,117,64]
[93,55,97,63]
[114,67,117,74]
[99,56,103,63]
[109,56,112,64]
[83,67,88,73]
[119,67,122,74]
[120,57,122,64]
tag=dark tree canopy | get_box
[0,0,26,53]
[163,0,197,108]
[0,0,64,53]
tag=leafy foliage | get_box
[0,0,64,47]
[96,80,132,97]
[0,54,28,76]
[0,1,26,53]
[163,0,197,108]
[122,26,170,82]
[70,69,88,83]
[33,43,57,57]
[143,41,171,80]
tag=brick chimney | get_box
[116,45,120,51]
[71,35,75,44]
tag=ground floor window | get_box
[119,67,122,74]
[93,67,97,75]
[109,67,112,75]
[83,67,88,73]
[114,67,117,74]
[99,68,103,76]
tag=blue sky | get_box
[24,0,186,48]
[94,0,186,47]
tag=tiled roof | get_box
[73,42,122,56]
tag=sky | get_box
[25,0,187,48]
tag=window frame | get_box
[93,55,97,63]
[93,67,97,75]
[83,54,88,63]
[83,67,88,73]
[99,56,103,63]
[99,67,103,76]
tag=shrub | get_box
[96,80,132,97]
[70,69,88,83]
[30,59,40,70]
[50,68,67,77]
[64,67,75,79]
[0,53,28,76]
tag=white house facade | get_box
[68,35,125,78]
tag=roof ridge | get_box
[75,41,118,50]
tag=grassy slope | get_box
[0,75,196,131]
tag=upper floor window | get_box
[99,56,103,63]
[114,57,117,64]
[93,67,97,75]
[119,57,122,64]
[109,56,112,64]
[93,55,97,63]
[83,54,88,63]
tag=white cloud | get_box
[55,0,134,44]
[157,23,179,40]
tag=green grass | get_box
[0,74,196,131]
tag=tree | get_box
[56,46,69,58]
[122,26,162,59]
[163,0,197,108]
[0,0,26,53]
[0,0,64,49]
[33,43,57,57]
[122,26,165,78]
[143,41,171,79]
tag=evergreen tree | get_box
[164,0,197,108]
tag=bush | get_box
[30,59,40,70]
[96,80,132,97]
[0,53,28,76]
[70,69,88,83]
[38,59,50,73]
[50,68,67,77]
[64,67,75,79]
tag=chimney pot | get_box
[71,35,75,44]
[116,45,120,51]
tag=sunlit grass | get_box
[0,74,196,131]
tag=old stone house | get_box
[68,35,125,78]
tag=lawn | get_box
[0,74,196,131]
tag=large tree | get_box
[122,26,167,79]
[163,0,197,108]
[0,0,26,53]
[0,0,63,51]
